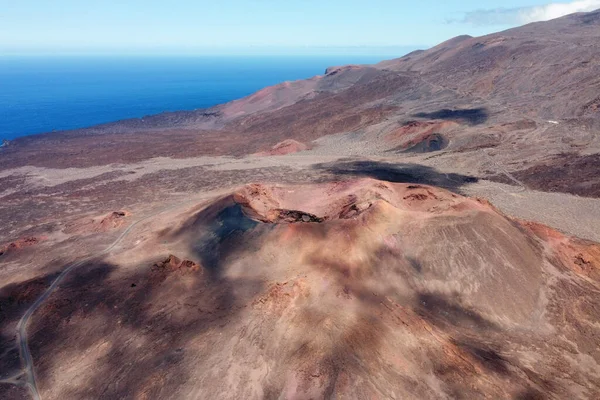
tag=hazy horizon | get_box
[0,46,423,58]
[3,1,599,55]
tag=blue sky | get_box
[1,0,599,55]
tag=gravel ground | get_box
[462,180,600,242]
[2,150,599,243]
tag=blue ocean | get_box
[0,55,391,140]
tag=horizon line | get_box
[0,45,428,58]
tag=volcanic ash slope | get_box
[36,179,600,399]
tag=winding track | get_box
[481,148,528,192]
[1,145,532,399]
[6,200,194,400]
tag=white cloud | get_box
[460,0,600,26]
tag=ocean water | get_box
[0,55,391,140]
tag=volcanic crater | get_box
[17,179,595,399]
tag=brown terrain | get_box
[2,9,600,400]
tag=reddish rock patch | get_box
[64,210,131,235]
[385,120,458,143]
[152,254,201,274]
[254,139,310,156]
[99,211,129,230]
[0,236,43,256]
[148,255,203,286]
[404,193,429,201]
[519,220,600,281]
[233,179,469,223]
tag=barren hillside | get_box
[2,9,600,400]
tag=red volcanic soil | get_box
[4,10,600,399]
[63,210,130,235]
[153,254,201,274]
[99,211,130,230]
[220,77,321,118]
[0,237,43,257]
[254,139,310,156]
[23,179,600,399]
[149,255,202,286]
[231,179,470,220]
[386,120,458,142]
[520,220,600,281]
[385,120,457,152]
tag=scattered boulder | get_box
[152,255,201,274]
[264,209,324,223]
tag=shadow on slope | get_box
[4,184,592,398]
[188,203,259,281]
[0,269,61,384]
[313,159,478,194]
[10,255,263,399]
[294,219,552,398]
[412,108,489,125]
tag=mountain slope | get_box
[378,10,600,119]
[11,180,600,399]
[1,11,599,199]
[3,10,600,400]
